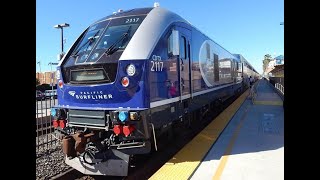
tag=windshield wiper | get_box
[104,26,132,56]
[71,30,101,57]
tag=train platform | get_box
[150,79,284,180]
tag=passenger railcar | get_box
[52,5,259,176]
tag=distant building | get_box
[274,55,284,65]
[266,55,284,77]
[36,71,57,85]
[270,64,284,77]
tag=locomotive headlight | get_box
[126,64,136,76]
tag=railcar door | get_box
[176,26,192,118]
[176,26,192,99]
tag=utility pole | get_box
[37,61,42,84]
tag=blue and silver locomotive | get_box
[52,5,259,176]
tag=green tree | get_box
[36,78,40,86]
[262,54,273,73]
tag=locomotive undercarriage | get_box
[59,128,149,176]
[52,109,152,176]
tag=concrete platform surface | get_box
[191,79,284,180]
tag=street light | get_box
[48,62,59,99]
[37,61,43,84]
[54,23,70,60]
[280,22,284,25]
[37,61,41,74]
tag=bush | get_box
[36,78,40,86]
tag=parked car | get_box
[36,90,45,100]
[44,90,57,99]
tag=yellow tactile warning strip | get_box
[212,103,249,180]
[254,101,283,106]
[149,90,249,180]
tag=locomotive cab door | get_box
[176,26,192,118]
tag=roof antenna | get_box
[154,2,160,7]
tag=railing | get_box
[275,83,284,94]
[36,95,59,157]
[268,77,284,95]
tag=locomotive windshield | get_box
[71,29,103,59]
[74,23,139,64]
[62,15,146,84]
[68,15,145,65]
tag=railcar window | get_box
[214,53,219,82]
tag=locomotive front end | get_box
[51,9,154,176]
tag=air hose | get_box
[82,148,102,165]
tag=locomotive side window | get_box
[180,36,186,59]
[168,32,173,57]
[167,29,181,57]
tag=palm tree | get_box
[263,54,273,73]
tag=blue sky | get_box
[36,0,283,74]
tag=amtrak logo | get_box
[68,90,113,100]
[68,91,76,96]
